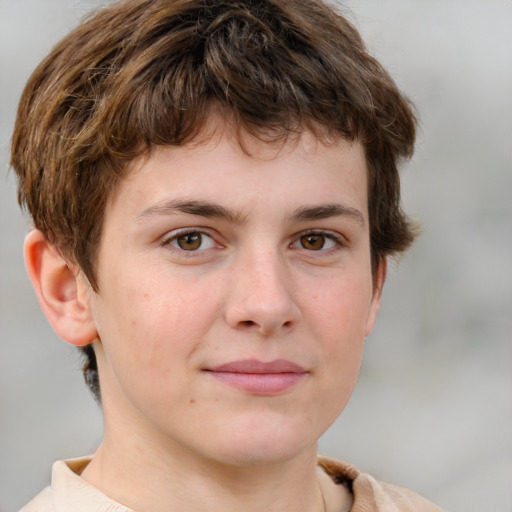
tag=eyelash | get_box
[161,229,219,254]
[291,230,346,252]
[161,228,345,255]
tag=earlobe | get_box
[24,229,97,346]
[364,258,387,337]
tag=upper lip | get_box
[207,359,307,374]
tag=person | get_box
[10,0,444,510]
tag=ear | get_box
[364,258,387,337]
[24,229,97,346]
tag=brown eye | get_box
[300,234,326,250]
[176,232,202,250]
[169,231,215,251]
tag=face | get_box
[84,125,384,468]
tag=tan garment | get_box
[20,456,443,512]
[318,457,443,511]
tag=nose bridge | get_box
[225,243,300,335]
[245,246,288,297]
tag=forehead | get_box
[106,122,369,223]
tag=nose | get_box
[224,249,301,336]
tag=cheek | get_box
[96,270,224,372]
[307,273,371,399]
[309,271,373,339]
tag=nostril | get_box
[238,319,294,331]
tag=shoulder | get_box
[318,456,444,512]
[18,457,133,512]
[19,487,54,512]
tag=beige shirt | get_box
[20,456,443,512]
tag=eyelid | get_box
[161,227,221,252]
[160,227,346,253]
[291,229,347,249]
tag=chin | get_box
[206,416,319,467]
[215,444,309,468]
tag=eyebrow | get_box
[136,199,247,224]
[137,199,365,227]
[289,203,366,226]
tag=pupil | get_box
[302,234,324,250]
[178,233,201,250]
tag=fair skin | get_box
[25,123,385,512]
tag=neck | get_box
[85,347,350,512]
[82,436,326,512]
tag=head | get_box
[11,0,417,404]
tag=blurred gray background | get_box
[1,1,511,511]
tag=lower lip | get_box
[207,371,306,395]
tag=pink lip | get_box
[205,359,307,395]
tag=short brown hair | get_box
[11,0,418,401]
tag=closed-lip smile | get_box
[205,359,308,395]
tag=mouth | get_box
[204,359,308,395]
